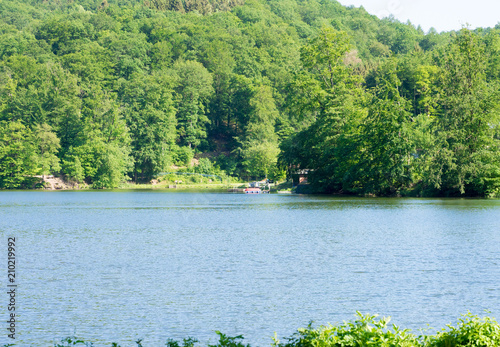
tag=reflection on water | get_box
[0,191,499,346]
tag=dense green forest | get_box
[0,0,499,195]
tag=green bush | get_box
[208,331,250,347]
[273,312,419,347]
[166,337,198,347]
[174,146,194,167]
[215,155,238,176]
[424,312,500,347]
[194,158,215,175]
[10,313,500,347]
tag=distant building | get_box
[292,169,311,186]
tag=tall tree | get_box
[0,121,38,188]
[33,123,61,176]
[239,84,280,178]
[355,60,415,195]
[118,71,177,181]
[62,88,133,188]
[282,26,366,192]
[173,60,214,149]
[430,29,500,195]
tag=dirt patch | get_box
[36,176,81,190]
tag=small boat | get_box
[244,187,262,194]
[244,187,270,194]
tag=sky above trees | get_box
[337,0,500,33]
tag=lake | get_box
[0,191,499,346]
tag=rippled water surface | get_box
[0,191,499,346]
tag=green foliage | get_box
[0,120,38,188]
[144,0,245,15]
[118,71,177,181]
[238,84,280,179]
[414,65,442,117]
[274,313,500,347]
[215,154,238,176]
[208,331,250,347]
[33,123,61,175]
[281,26,367,193]
[173,60,214,149]
[10,313,499,347]
[166,337,198,347]
[0,0,499,194]
[63,120,133,188]
[240,138,280,178]
[424,312,500,347]
[426,29,500,196]
[194,157,215,174]
[269,165,286,181]
[54,336,93,346]
[274,312,419,347]
[174,146,194,167]
[163,333,251,347]
[355,59,415,195]
[300,26,353,92]
[90,140,133,189]
[62,153,85,182]
[281,27,500,197]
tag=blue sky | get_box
[336,0,500,33]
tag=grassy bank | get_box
[21,312,500,347]
[24,171,249,191]
[117,182,246,191]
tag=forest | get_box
[0,0,499,196]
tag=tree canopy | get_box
[0,0,499,195]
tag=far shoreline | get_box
[1,185,498,199]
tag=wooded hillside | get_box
[1,0,499,196]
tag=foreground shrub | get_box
[423,312,500,347]
[7,312,500,347]
[273,312,419,347]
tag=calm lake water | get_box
[0,191,499,346]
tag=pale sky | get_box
[336,0,500,33]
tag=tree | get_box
[0,121,38,188]
[118,71,177,181]
[238,84,280,178]
[0,57,83,154]
[430,29,500,195]
[63,125,133,189]
[240,138,280,178]
[173,60,214,148]
[61,88,133,188]
[33,123,61,176]
[355,60,415,195]
[414,65,441,117]
[281,27,366,193]
[300,26,353,96]
[202,40,235,133]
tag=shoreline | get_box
[2,178,498,198]
[1,187,498,199]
